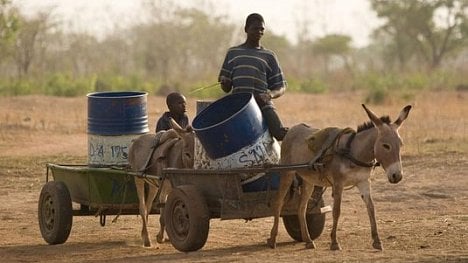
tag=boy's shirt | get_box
[155,112,189,132]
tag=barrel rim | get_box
[192,92,254,132]
[87,91,148,98]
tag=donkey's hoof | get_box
[373,241,383,250]
[305,241,316,249]
[330,242,342,251]
[156,235,164,244]
[267,238,277,249]
[143,241,152,248]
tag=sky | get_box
[14,0,381,47]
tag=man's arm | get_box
[266,51,287,99]
[254,86,284,106]
[219,48,235,93]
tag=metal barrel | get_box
[87,91,149,167]
[195,100,213,115]
[192,93,280,192]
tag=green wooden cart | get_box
[38,163,330,252]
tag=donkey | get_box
[128,119,195,247]
[267,104,412,251]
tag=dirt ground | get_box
[0,92,467,262]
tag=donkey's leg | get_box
[145,183,158,219]
[267,171,295,248]
[357,180,383,250]
[156,180,171,244]
[298,182,316,249]
[143,181,159,245]
[135,178,151,247]
[330,182,344,250]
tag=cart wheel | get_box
[283,199,326,242]
[38,181,73,244]
[164,185,209,252]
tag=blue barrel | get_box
[87,91,149,167]
[193,93,268,159]
[192,93,280,192]
[88,91,149,135]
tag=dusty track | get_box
[0,92,467,262]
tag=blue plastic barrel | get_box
[192,93,280,192]
[193,93,267,159]
[87,91,149,167]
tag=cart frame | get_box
[38,162,329,251]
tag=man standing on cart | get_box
[218,13,288,141]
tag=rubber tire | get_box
[38,181,73,244]
[164,185,210,252]
[283,199,326,242]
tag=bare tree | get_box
[14,11,51,78]
[0,0,19,71]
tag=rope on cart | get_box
[111,172,132,223]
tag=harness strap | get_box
[335,132,379,168]
[307,128,348,168]
[139,132,164,175]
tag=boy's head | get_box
[166,92,187,116]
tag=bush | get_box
[0,80,35,96]
[45,74,90,96]
[365,86,388,104]
[0,67,463,98]
[403,73,427,90]
[299,78,328,93]
[92,74,154,94]
[356,73,393,105]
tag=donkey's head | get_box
[169,118,195,168]
[362,104,412,184]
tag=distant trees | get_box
[0,0,466,96]
[0,0,19,63]
[371,0,468,69]
[14,11,51,77]
[129,2,235,92]
[1,1,52,78]
[311,34,354,75]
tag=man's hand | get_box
[269,87,285,99]
[257,92,272,103]
[219,76,232,93]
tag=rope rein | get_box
[334,131,380,168]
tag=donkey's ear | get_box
[169,118,183,132]
[394,105,412,127]
[362,104,383,127]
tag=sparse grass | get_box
[0,90,466,262]
[400,91,467,155]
